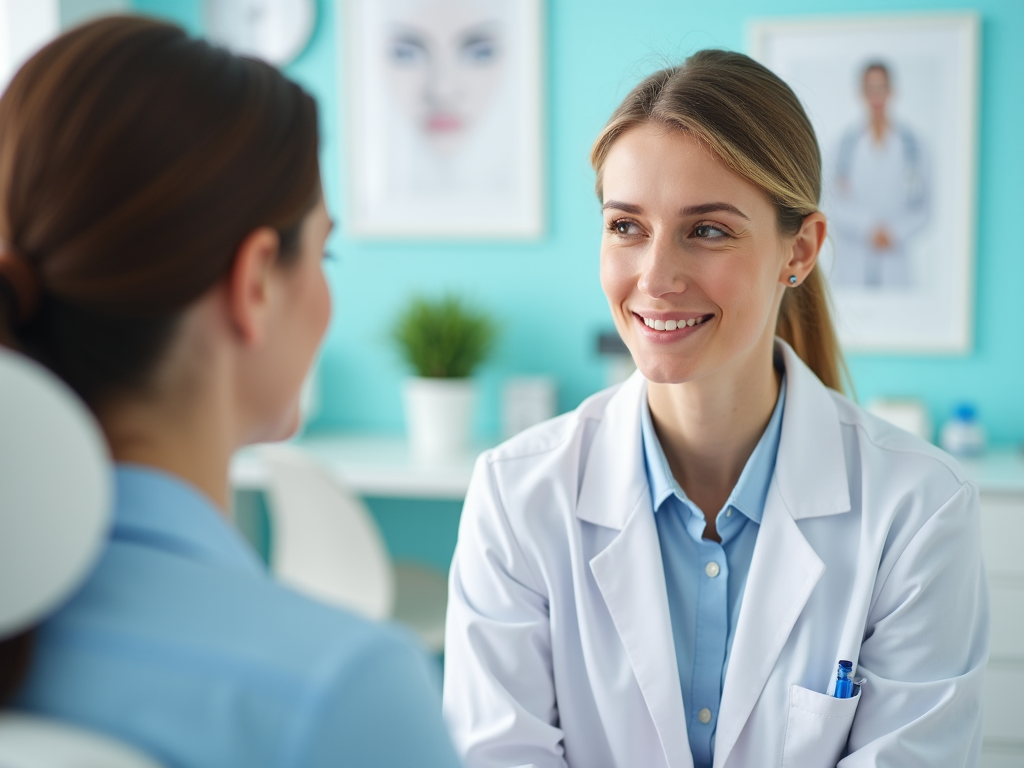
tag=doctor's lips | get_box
[634,311,714,332]
[426,114,463,133]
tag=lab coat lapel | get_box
[578,372,694,768]
[712,482,824,768]
[713,343,850,768]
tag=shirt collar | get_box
[641,375,786,526]
[111,463,264,575]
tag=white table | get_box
[230,433,492,500]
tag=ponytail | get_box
[776,266,848,393]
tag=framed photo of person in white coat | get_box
[750,14,979,353]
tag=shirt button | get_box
[705,561,721,578]
[698,708,712,724]
[725,509,732,517]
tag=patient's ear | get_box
[224,227,281,346]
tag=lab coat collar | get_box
[773,340,851,520]
[576,339,850,528]
[112,463,264,576]
[575,370,649,530]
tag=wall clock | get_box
[205,0,316,66]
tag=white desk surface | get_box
[230,433,1024,501]
[231,433,493,500]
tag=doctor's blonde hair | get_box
[591,49,846,392]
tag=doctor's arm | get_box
[842,481,989,768]
[443,456,568,768]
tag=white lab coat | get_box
[443,341,988,768]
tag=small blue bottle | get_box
[834,660,854,699]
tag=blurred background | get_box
[10,0,1018,571]
[2,0,1013,572]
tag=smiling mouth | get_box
[635,312,714,332]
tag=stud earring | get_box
[789,275,798,286]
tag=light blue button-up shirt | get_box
[15,464,461,768]
[642,377,786,768]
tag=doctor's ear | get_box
[781,212,827,288]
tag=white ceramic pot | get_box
[403,377,477,461]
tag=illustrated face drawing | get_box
[384,0,505,156]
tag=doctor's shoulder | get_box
[828,391,980,542]
[463,382,625,539]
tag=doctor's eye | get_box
[608,218,642,237]
[692,223,729,240]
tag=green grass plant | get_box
[391,294,498,379]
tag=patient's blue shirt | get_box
[15,464,461,768]
[643,377,785,768]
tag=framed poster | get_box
[750,14,979,353]
[345,0,544,239]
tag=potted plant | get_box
[391,294,498,460]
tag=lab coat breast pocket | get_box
[780,684,860,768]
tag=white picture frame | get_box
[344,0,544,239]
[750,13,980,353]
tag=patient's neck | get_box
[99,386,237,514]
[95,326,240,515]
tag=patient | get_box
[0,16,461,768]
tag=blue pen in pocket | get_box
[832,660,867,698]
[834,660,854,698]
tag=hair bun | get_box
[0,249,40,323]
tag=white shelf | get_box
[231,433,492,500]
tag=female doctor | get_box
[443,50,988,768]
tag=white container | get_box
[502,377,557,438]
[403,377,477,461]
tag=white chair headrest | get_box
[0,348,111,639]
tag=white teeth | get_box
[641,314,711,330]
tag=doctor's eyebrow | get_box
[602,200,750,220]
[602,201,643,214]
[679,202,750,220]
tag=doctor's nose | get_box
[637,236,688,299]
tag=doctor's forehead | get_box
[600,125,769,217]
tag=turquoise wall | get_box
[134,0,1024,445]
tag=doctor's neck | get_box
[646,341,781,540]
